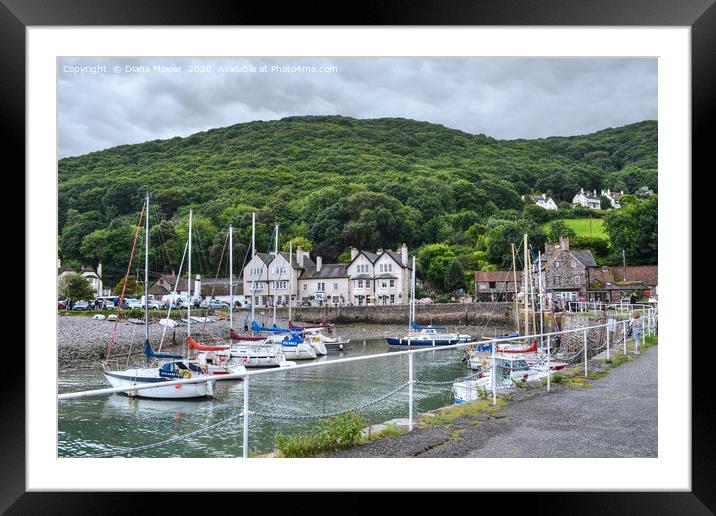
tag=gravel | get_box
[57,314,510,370]
[329,345,658,458]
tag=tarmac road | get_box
[330,345,658,458]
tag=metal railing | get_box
[58,307,657,458]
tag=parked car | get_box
[72,300,90,310]
[123,298,142,310]
[58,300,67,310]
[143,299,161,310]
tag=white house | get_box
[572,188,601,209]
[57,259,109,297]
[345,244,412,306]
[242,249,313,307]
[522,193,558,210]
[600,189,624,209]
[298,258,350,306]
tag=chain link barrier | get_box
[250,381,410,421]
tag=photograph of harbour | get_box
[57,56,658,459]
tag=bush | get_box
[275,412,366,458]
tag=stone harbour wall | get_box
[252,302,515,326]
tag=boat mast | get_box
[288,240,293,324]
[410,255,416,330]
[251,212,255,332]
[538,250,544,348]
[511,243,520,332]
[273,224,279,326]
[188,209,193,340]
[523,233,529,337]
[229,224,234,331]
[144,192,150,344]
[528,250,537,335]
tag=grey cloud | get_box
[58,57,657,158]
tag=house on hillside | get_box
[345,244,412,306]
[242,249,313,307]
[299,260,349,306]
[57,259,109,297]
[572,188,601,209]
[600,189,624,209]
[474,270,523,302]
[522,193,558,210]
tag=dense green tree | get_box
[484,221,546,269]
[58,273,96,301]
[444,259,467,294]
[604,195,658,265]
[417,244,456,282]
[112,276,144,298]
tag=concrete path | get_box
[330,345,657,458]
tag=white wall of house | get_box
[346,253,376,305]
[298,277,350,305]
[243,254,269,305]
[572,188,601,209]
[373,253,409,305]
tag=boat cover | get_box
[187,336,229,351]
[251,320,292,333]
[144,339,182,359]
[411,322,447,330]
[229,328,266,341]
[288,321,331,330]
[496,338,538,353]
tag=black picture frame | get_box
[5,0,709,512]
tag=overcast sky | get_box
[57,57,657,158]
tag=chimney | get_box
[97,262,102,278]
[351,247,359,260]
[296,246,304,267]
[621,190,624,195]
[194,275,202,298]
[559,235,570,251]
[57,258,61,269]
[401,243,408,266]
[377,248,384,254]
[581,187,584,194]
[593,189,597,196]
[316,256,322,272]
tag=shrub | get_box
[275,412,366,458]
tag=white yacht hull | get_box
[282,343,317,360]
[103,368,214,399]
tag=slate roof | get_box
[573,251,597,267]
[300,264,348,279]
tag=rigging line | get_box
[158,239,189,353]
[199,230,230,337]
[150,203,172,278]
[107,201,146,360]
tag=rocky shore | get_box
[57,314,511,371]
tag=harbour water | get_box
[58,333,507,458]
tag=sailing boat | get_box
[183,219,247,377]
[220,216,296,368]
[101,193,216,399]
[386,256,469,347]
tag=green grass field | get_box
[541,218,607,239]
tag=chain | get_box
[414,371,482,386]
[250,382,410,421]
[79,409,247,458]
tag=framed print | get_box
[5,0,711,512]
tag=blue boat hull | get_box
[386,337,459,347]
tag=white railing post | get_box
[243,375,250,458]
[491,341,497,406]
[408,352,414,432]
[606,319,611,361]
[583,329,588,377]
[546,333,551,392]
[623,319,627,356]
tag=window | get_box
[382,281,388,288]
[366,280,370,287]
[555,261,561,268]
[575,276,581,285]
[570,260,576,268]
[303,284,307,291]
[554,276,561,286]
[389,280,395,288]
[388,263,392,272]
[333,283,339,291]
[358,279,363,288]
[489,281,496,289]
[390,294,395,304]
[317,282,325,292]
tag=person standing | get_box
[629,309,643,355]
